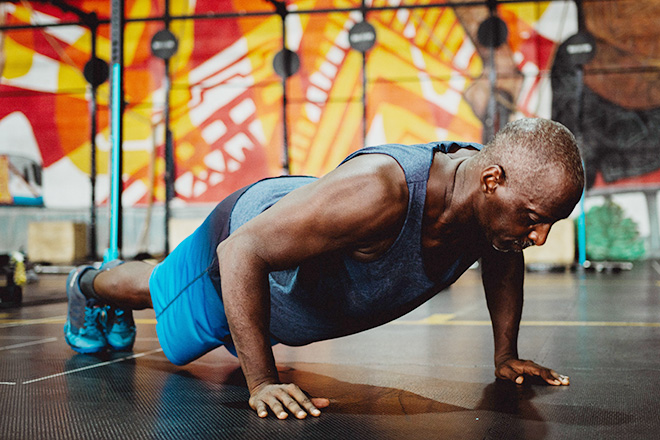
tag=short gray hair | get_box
[478,118,585,192]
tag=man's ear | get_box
[481,165,505,195]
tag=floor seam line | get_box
[21,348,164,385]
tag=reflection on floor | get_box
[1,262,659,439]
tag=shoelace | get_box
[109,308,133,331]
[83,307,105,335]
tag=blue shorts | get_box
[149,188,247,365]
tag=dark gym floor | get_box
[2,261,660,440]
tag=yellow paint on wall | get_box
[6,5,31,24]
[94,83,110,106]
[95,35,112,62]
[369,36,424,84]
[122,118,156,146]
[67,144,94,175]
[123,0,152,65]
[289,145,306,165]
[258,112,281,146]
[302,53,362,175]
[411,9,454,52]
[68,142,150,178]
[124,150,152,177]
[258,81,283,108]
[242,18,282,84]
[176,141,196,162]
[169,0,196,70]
[170,84,193,116]
[56,27,88,58]
[172,115,195,145]
[123,21,147,66]
[444,25,468,62]
[2,37,32,79]
[378,103,439,145]
[297,118,318,139]
[57,62,87,92]
[326,102,362,169]
[437,7,459,41]
[192,164,207,176]
[501,1,551,27]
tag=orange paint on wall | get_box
[55,94,90,157]
[124,69,156,104]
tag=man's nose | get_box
[528,224,551,246]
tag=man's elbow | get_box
[217,234,269,274]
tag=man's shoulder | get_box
[335,153,407,194]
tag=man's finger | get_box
[518,362,570,386]
[266,399,288,419]
[497,360,570,386]
[497,364,522,383]
[538,368,561,385]
[287,385,323,417]
[519,361,542,376]
[526,365,567,386]
[249,395,270,418]
[311,397,330,409]
[280,394,307,419]
[518,361,554,384]
[546,370,570,386]
[254,401,269,418]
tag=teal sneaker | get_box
[64,266,107,354]
[100,259,136,351]
[105,306,136,351]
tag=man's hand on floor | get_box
[249,382,330,419]
[496,358,570,386]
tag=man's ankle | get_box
[79,268,104,302]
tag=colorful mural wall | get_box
[0,0,657,209]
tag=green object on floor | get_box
[584,200,645,261]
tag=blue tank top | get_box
[229,141,482,346]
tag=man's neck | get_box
[426,153,478,230]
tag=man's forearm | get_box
[226,301,279,393]
[217,240,329,419]
[217,241,279,392]
[490,295,522,365]
[481,251,525,365]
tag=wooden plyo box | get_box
[168,218,204,251]
[523,218,575,267]
[27,222,87,264]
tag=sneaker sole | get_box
[107,340,135,351]
[107,328,136,351]
[63,322,107,354]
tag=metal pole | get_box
[361,0,368,147]
[164,0,174,255]
[264,0,291,174]
[88,15,98,260]
[485,0,498,142]
[164,94,173,255]
[576,65,587,266]
[574,0,588,267]
[106,0,124,263]
[646,192,660,258]
[280,6,290,175]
